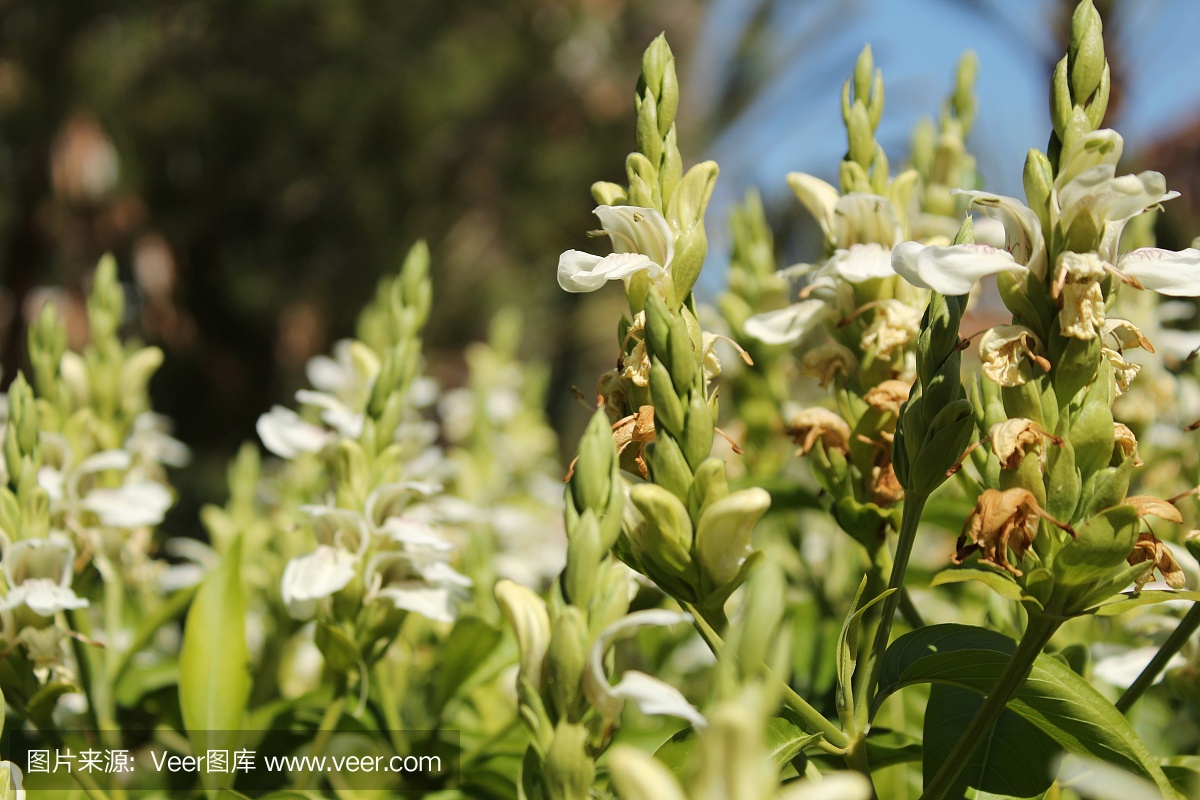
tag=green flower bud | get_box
[1068,0,1105,106]
[626,152,658,209]
[852,45,875,111]
[544,722,595,800]
[571,411,615,514]
[564,510,604,607]
[953,51,979,133]
[647,435,692,503]
[1023,148,1055,233]
[333,440,369,509]
[695,487,769,588]
[1084,64,1110,130]
[1050,56,1072,141]
[846,102,874,169]
[688,457,729,521]
[547,607,589,721]
[682,392,715,471]
[649,359,685,437]
[636,88,663,167]
[629,483,693,576]
[591,181,628,207]
[667,161,718,303]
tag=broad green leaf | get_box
[111,585,198,686]
[179,536,250,790]
[931,567,1043,608]
[1087,592,1200,617]
[925,685,1057,799]
[1161,756,1200,798]
[875,624,1176,797]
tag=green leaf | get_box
[179,536,250,789]
[1087,591,1200,617]
[924,685,1057,799]
[436,616,503,710]
[875,624,1175,797]
[836,578,894,727]
[931,567,1043,608]
[1054,505,1140,588]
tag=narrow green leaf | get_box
[1087,591,1200,617]
[931,567,1043,608]
[179,536,250,789]
[875,624,1176,797]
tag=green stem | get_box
[294,693,347,790]
[1116,602,1200,714]
[919,615,1061,800]
[857,493,928,729]
[683,601,849,750]
[70,764,113,800]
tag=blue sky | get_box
[687,0,1200,295]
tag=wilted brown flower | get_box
[1127,532,1186,589]
[954,488,1072,576]
[789,407,851,455]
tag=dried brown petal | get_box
[864,379,913,417]
[789,407,851,455]
[954,488,1069,576]
[1126,495,1184,524]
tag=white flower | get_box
[125,413,191,468]
[81,478,172,528]
[280,545,358,620]
[787,174,902,247]
[295,389,363,439]
[365,551,470,624]
[584,609,706,728]
[257,405,334,459]
[892,241,1025,295]
[0,535,88,617]
[558,206,674,293]
[956,190,1047,278]
[1116,248,1200,297]
[817,243,894,283]
[743,299,829,345]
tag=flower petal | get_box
[1117,248,1200,297]
[891,241,1024,295]
[584,609,698,725]
[743,300,828,345]
[787,172,840,242]
[557,251,660,293]
[376,586,456,623]
[257,405,333,459]
[956,190,1047,277]
[280,546,358,620]
[820,243,894,283]
[594,205,674,266]
[609,671,706,728]
[82,479,173,528]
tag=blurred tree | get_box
[0,0,700,525]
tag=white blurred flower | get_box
[0,535,88,617]
[280,545,358,620]
[257,405,333,459]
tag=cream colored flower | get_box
[584,610,705,728]
[621,311,651,387]
[800,341,857,387]
[979,325,1051,386]
[1103,346,1140,396]
[1055,252,1108,339]
[1127,531,1185,590]
[1116,247,1200,297]
[861,300,922,359]
[558,206,673,293]
[956,190,1047,278]
[280,545,357,620]
[891,241,1025,295]
[989,418,1056,470]
[1113,422,1142,466]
